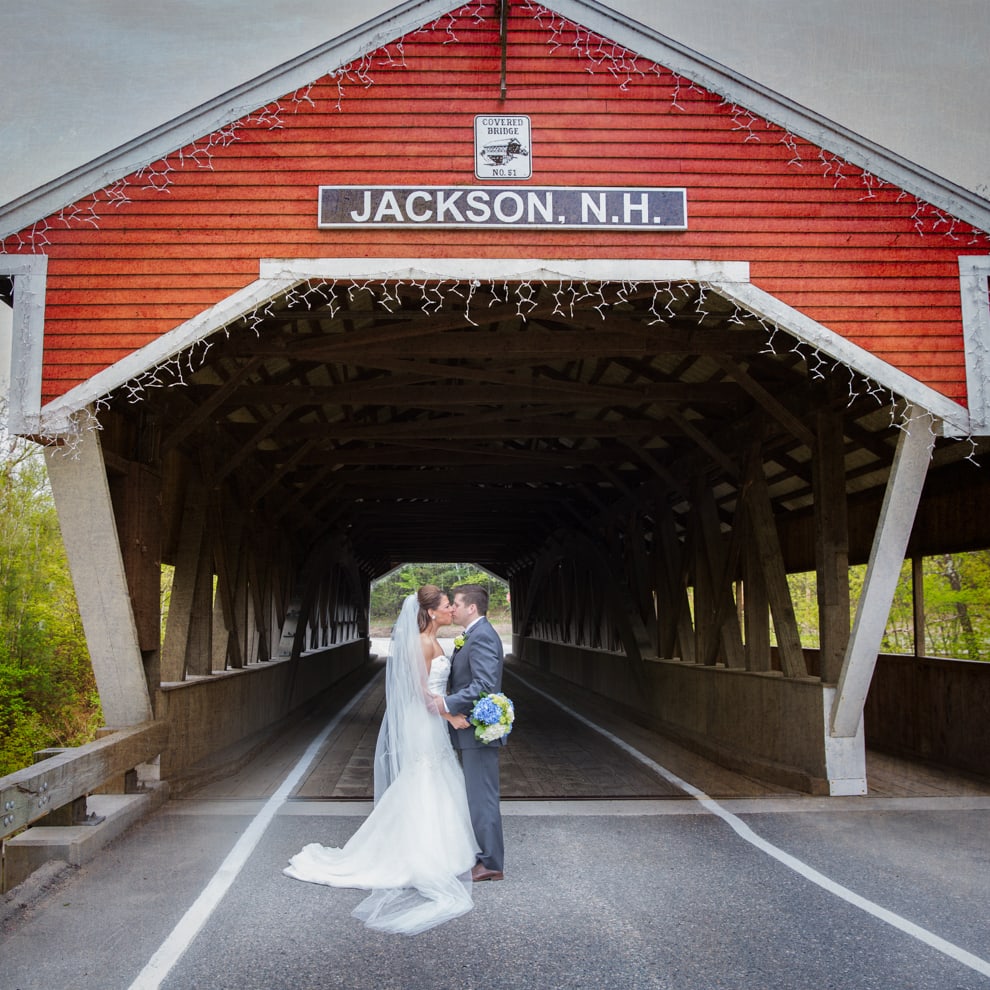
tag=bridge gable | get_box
[1,0,988,420]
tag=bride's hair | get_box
[416,584,445,632]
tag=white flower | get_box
[480,724,506,743]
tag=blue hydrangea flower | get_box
[471,696,502,725]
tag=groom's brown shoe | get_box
[471,863,504,882]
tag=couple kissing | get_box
[284,582,507,935]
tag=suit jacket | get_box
[446,616,506,750]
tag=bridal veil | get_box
[284,593,479,935]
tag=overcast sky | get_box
[1,0,988,208]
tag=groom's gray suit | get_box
[446,616,505,872]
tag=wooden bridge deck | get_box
[183,658,990,805]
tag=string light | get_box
[858,170,879,201]
[514,279,538,316]
[722,100,762,143]
[3,0,987,257]
[104,180,131,209]
[648,283,682,324]
[36,407,103,460]
[761,322,782,356]
[56,203,99,229]
[461,278,481,326]
[416,0,486,45]
[551,281,574,318]
[15,272,968,477]
[807,348,828,381]
[780,132,803,168]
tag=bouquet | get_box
[469,692,515,744]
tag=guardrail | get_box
[0,721,169,841]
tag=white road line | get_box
[126,672,382,990]
[509,669,990,980]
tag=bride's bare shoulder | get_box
[420,630,447,668]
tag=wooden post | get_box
[247,538,273,661]
[742,445,808,678]
[813,402,850,683]
[655,503,695,662]
[210,496,244,669]
[161,475,208,681]
[108,462,162,655]
[694,479,745,667]
[740,511,772,671]
[627,512,658,656]
[912,554,926,658]
[187,534,215,676]
[690,481,715,665]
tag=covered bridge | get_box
[1,0,989,812]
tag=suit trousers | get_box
[460,745,504,871]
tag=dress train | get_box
[284,637,478,935]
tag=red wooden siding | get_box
[3,0,987,406]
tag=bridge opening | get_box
[369,563,510,638]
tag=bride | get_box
[283,585,479,935]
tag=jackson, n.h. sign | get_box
[317,185,687,231]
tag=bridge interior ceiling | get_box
[102,278,985,580]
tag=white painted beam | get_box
[823,686,866,796]
[44,421,152,726]
[829,405,935,739]
[0,255,47,436]
[709,279,971,435]
[259,257,752,283]
[958,256,990,435]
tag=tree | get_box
[0,435,100,775]
[370,563,509,630]
[785,553,990,663]
[924,552,990,660]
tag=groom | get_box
[439,584,506,882]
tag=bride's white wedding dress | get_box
[284,596,479,935]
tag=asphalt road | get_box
[2,669,989,990]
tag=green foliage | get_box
[784,571,821,648]
[370,563,509,630]
[784,552,990,661]
[919,552,990,660]
[0,437,100,776]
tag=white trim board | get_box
[257,257,751,282]
[959,256,990,434]
[0,255,47,436]
[40,275,298,434]
[709,279,972,434]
